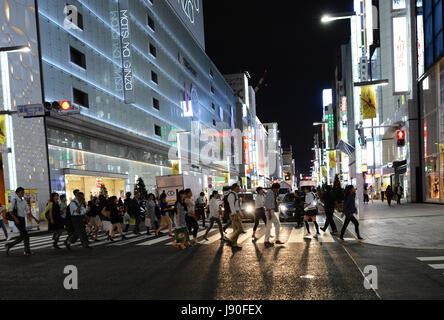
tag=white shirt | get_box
[69,199,86,216]
[255,194,265,209]
[209,198,222,219]
[304,192,317,210]
[11,197,29,218]
[227,192,240,214]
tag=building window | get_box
[153,97,160,110]
[211,86,215,94]
[73,88,89,108]
[151,71,158,84]
[211,103,215,110]
[149,43,157,57]
[213,119,216,126]
[154,125,162,137]
[147,14,155,31]
[70,46,86,69]
[209,69,214,78]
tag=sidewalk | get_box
[0,220,49,242]
[335,201,444,249]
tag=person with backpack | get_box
[196,192,207,228]
[173,190,190,250]
[5,187,33,256]
[226,184,243,249]
[47,193,65,250]
[64,192,91,250]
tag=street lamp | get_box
[321,12,357,24]
[1,45,31,191]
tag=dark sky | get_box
[204,0,352,174]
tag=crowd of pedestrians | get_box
[2,177,379,256]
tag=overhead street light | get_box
[313,122,327,126]
[354,79,389,87]
[321,12,357,24]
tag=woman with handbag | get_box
[102,196,127,241]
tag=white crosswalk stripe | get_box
[1,222,340,253]
[416,257,444,274]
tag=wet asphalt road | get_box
[0,221,442,300]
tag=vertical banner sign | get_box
[118,0,135,104]
[329,151,337,169]
[393,16,409,93]
[361,86,377,119]
[0,116,6,145]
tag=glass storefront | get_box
[420,59,444,203]
[47,127,173,198]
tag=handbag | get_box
[5,199,17,221]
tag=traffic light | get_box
[396,130,406,147]
[44,101,80,115]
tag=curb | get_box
[333,212,444,250]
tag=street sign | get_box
[17,104,45,118]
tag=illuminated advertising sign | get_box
[244,136,250,174]
[341,96,347,113]
[118,0,135,104]
[361,86,377,119]
[417,4,425,77]
[322,89,333,108]
[166,0,205,50]
[393,16,409,93]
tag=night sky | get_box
[204,0,352,174]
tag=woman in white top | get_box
[252,187,267,241]
[203,191,224,241]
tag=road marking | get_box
[202,231,224,245]
[428,264,444,270]
[417,257,444,262]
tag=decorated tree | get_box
[134,177,149,200]
[100,184,109,199]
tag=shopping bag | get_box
[129,218,136,226]
[174,227,189,244]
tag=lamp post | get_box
[1,45,31,191]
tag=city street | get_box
[1,213,444,300]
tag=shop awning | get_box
[336,140,355,157]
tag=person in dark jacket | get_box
[385,186,394,206]
[48,193,65,250]
[321,186,338,234]
[339,186,364,241]
[129,192,145,235]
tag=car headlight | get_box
[280,205,287,212]
[246,205,253,213]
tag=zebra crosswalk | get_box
[1,222,342,254]
[417,256,444,274]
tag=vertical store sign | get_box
[417,1,425,77]
[118,0,135,104]
[393,15,409,93]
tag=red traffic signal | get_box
[60,100,71,111]
[396,130,406,147]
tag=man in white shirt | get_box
[252,187,266,241]
[227,184,243,248]
[203,191,224,241]
[5,187,32,256]
[64,192,90,250]
[264,183,284,246]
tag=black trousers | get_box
[204,217,223,238]
[197,206,206,227]
[323,208,338,232]
[387,197,392,206]
[340,215,361,239]
[223,218,231,232]
[253,208,267,232]
[134,215,142,233]
[186,215,199,238]
[8,217,30,253]
[67,216,89,247]
[397,194,402,204]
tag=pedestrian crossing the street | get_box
[416,256,444,274]
[1,222,340,254]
